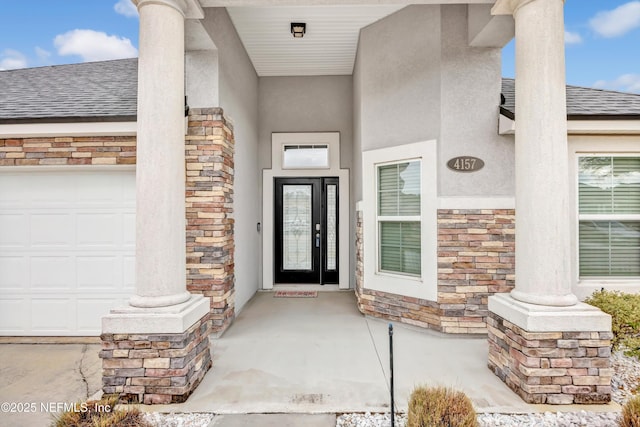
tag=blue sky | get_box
[1,0,639,93]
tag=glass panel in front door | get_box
[282,185,312,270]
[326,184,337,271]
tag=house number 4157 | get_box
[446,156,484,173]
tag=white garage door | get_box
[0,168,135,336]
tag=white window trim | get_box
[362,140,437,301]
[262,132,350,290]
[569,135,640,299]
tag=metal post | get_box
[389,323,394,427]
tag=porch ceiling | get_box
[225,5,405,76]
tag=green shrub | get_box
[620,395,640,427]
[51,395,152,427]
[585,290,640,359]
[406,386,478,427]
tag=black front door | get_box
[274,177,339,284]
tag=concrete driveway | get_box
[0,343,102,427]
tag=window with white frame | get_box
[578,155,640,277]
[362,140,437,301]
[377,160,422,276]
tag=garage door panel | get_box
[0,214,27,247]
[29,175,76,206]
[123,213,136,247]
[31,256,74,289]
[0,298,29,332]
[77,213,120,247]
[77,174,127,205]
[0,256,28,289]
[77,256,118,289]
[124,256,135,290]
[31,298,74,333]
[31,213,74,247]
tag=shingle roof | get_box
[0,58,137,123]
[501,77,640,120]
[2,60,640,123]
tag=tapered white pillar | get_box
[494,0,576,306]
[130,0,191,308]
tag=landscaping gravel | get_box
[144,411,214,427]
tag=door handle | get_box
[315,233,320,248]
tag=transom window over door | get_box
[578,156,640,277]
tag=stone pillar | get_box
[101,0,211,405]
[488,0,612,405]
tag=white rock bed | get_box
[142,349,639,427]
[144,412,214,427]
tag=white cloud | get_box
[114,0,138,18]
[589,1,640,38]
[564,30,582,45]
[54,29,138,62]
[593,74,640,93]
[35,47,52,62]
[0,49,28,70]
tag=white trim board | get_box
[0,122,137,138]
[499,114,640,135]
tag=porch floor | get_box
[149,291,617,414]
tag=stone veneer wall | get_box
[487,312,613,404]
[101,315,211,404]
[0,136,136,165]
[356,209,515,334]
[185,108,235,335]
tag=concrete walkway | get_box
[0,291,618,427]
[150,291,615,415]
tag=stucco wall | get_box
[353,5,442,202]
[439,5,513,197]
[258,75,355,287]
[201,8,260,313]
[353,5,514,201]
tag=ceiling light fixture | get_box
[291,22,306,38]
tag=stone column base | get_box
[487,294,613,404]
[100,295,212,404]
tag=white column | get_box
[494,0,577,307]
[129,0,191,308]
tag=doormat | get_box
[273,290,318,298]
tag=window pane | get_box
[377,161,421,216]
[613,157,640,214]
[579,157,613,214]
[579,157,640,214]
[379,221,421,276]
[283,145,328,168]
[579,221,640,276]
[378,164,399,216]
[282,185,312,270]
